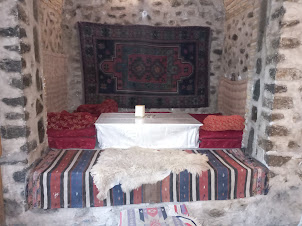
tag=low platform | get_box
[27,149,268,209]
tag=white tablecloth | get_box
[95,113,202,149]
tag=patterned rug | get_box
[78,23,210,108]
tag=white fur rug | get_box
[90,147,210,200]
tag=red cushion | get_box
[199,130,243,139]
[189,113,222,123]
[76,99,118,117]
[47,126,96,137]
[48,136,96,149]
[47,111,97,131]
[201,115,245,131]
[199,138,242,148]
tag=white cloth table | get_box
[95,113,202,149]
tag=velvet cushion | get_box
[199,130,243,139]
[75,99,118,117]
[201,115,245,131]
[48,136,96,149]
[47,126,96,137]
[199,138,242,148]
[47,111,97,131]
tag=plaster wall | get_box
[62,0,225,113]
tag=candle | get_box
[135,105,145,117]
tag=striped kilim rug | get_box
[27,149,268,209]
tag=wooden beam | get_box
[0,137,5,225]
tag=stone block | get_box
[288,141,300,149]
[4,199,23,217]
[213,49,223,55]
[264,84,275,93]
[263,97,273,109]
[33,27,40,63]
[273,96,293,109]
[258,138,274,151]
[271,6,286,20]
[275,68,302,80]
[17,4,29,24]
[110,6,125,10]
[36,69,43,92]
[2,97,27,107]
[0,59,21,73]
[261,111,271,121]
[253,79,260,101]
[13,168,28,183]
[246,128,254,156]
[10,74,32,90]
[5,113,25,120]
[208,209,226,217]
[20,42,31,54]
[19,27,27,38]
[262,111,284,122]
[153,1,162,6]
[38,118,45,143]
[4,45,20,52]
[266,155,291,167]
[280,20,300,28]
[275,85,287,93]
[256,58,262,74]
[266,54,285,65]
[272,113,284,121]
[170,0,182,7]
[280,37,300,49]
[0,26,19,37]
[0,126,30,139]
[20,140,37,153]
[36,99,44,115]
[251,106,257,122]
[266,125,289,136]
[21,58,26,69]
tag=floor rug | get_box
[119,204,200,226]
[78,23,210,108]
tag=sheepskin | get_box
[90,147,210,200]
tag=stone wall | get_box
[0,0,48,221]
[62,0,225,113]
[1,1,302,225]
[222,0,261,81]
[244,0,302,166]
[40,0,68,113]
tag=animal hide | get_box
[90,147,210,200]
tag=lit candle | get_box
[135,105,145,117]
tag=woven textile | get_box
[119,204,198,226]
[218,77,248,117]
[27,149,268,209]
[78,23,210,108]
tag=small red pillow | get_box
[201,115,245,131]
